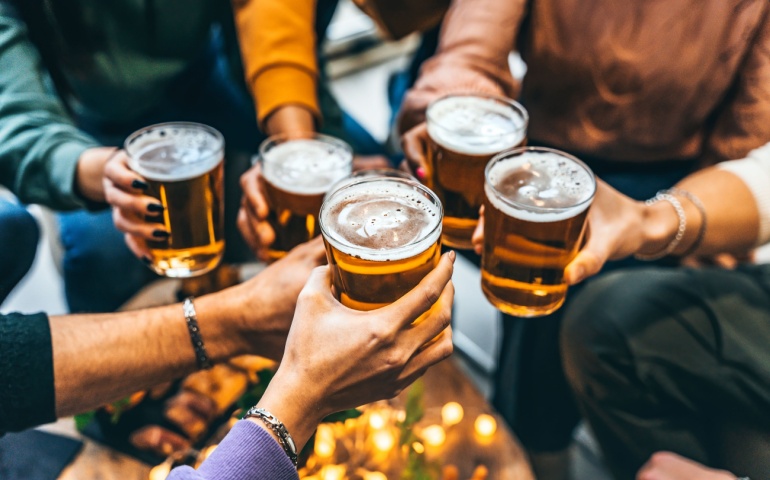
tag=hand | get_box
[472,205,485,255]
[256,251,456,449]
[102,150,167,260]
[400,122,430,182]
[209,237,327,360]
[637,452,735,480]
[563,180,649,284]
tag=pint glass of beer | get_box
[259,134,353,261]
[319,175,443,312]
[426,94,528,249]
[125,122,225,278]
[481,147,595,317]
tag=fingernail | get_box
[132,179,148,190]
[147,203,164,213]
[152,229,169,239]
[572,266,586,285]
[448,250,456,262]
[141,256,152,265]
[416,167,427,180]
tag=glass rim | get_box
[484,146,596,213]
[257,132,353,166]
[319,176,444,259]
[124,121,224,159]
[426,93,529,139]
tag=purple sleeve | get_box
[168,420,298,480]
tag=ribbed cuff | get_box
[48,140,101,210]
[717,154,770,246]
[253,66,320,129]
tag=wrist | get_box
[192,293,250,362]
[76,147,115,203]
[264,105,316,137]
[639,200,680,256]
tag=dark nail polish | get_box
[147,203,164,213]
[132,179,148,190]
[141,256,152,265]
[153,229,170,239]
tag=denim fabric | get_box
[0,200,39,305]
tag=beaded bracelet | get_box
[634,192,687,261]
[183,297,213,370]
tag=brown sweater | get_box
[400,0,770,164]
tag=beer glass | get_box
[259,134,353,261]
[319,175,443,312]
[125,122,225,278]
[481,147,595,317]
[426,94,528,250]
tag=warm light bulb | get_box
[372,430,395,452]
[363,473,388,480]
[474,414,497,438]
[422,424,446,447]
[314,437,335,458]
[368,411,386,430]
[441,402,464,426]
[412,441,425,454]
[321,465,346,480]
[149,463,171,480]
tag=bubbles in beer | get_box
[262,139,352,195]
[428,96,526,155]
[321,181,441,261]
[487,151,594,222]
[129,127,222,182]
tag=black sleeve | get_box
[0,312,55,433]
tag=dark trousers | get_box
[491,154,695,453]
[0,200,39,304]
[561,265,770,480]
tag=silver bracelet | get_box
[183,297,213,370]
[666,188,708,257]
[244,406,298,467]
[634,192,687,261]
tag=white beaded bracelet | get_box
[634,192,687,261]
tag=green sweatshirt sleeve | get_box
[0,3,100,210]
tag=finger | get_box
[564,227,610,285]
[240,165,270,219]
[472,205,485,255]
[408,280,454,349]
[386,251,456,328]
[298,265,334,299]
[105,184,164,219]
[125,234,151,261]
[400,123,429,180]
[113,207,167,240]
[712,253,738,270]
[104,151,148,192]
[397,326,454,383]
[237,207,262,255]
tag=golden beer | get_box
[126,123,225,278]
[259,134,353,262]
[426,94,528,249]
[481,147,595,317]
[319,176,443,312]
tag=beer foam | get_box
[130,140,222,182]
[427,96,526,155]
[262,139,352,195]
[321,180,442,261]
[486,151,594,222]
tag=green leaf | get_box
[236,369,275,417]
[322,409,362,424]
[74,411,95,432]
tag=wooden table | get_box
[47,272,533,480]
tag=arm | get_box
[703,8,770,164]
[169,252,456,480]
[232,0,319,135]
[0,239,325,433]
[397,0,527,133]
[0,3,105,209]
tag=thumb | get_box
[300,265,333,297]
[564,232,610,285]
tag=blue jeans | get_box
[0,200,39,304]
